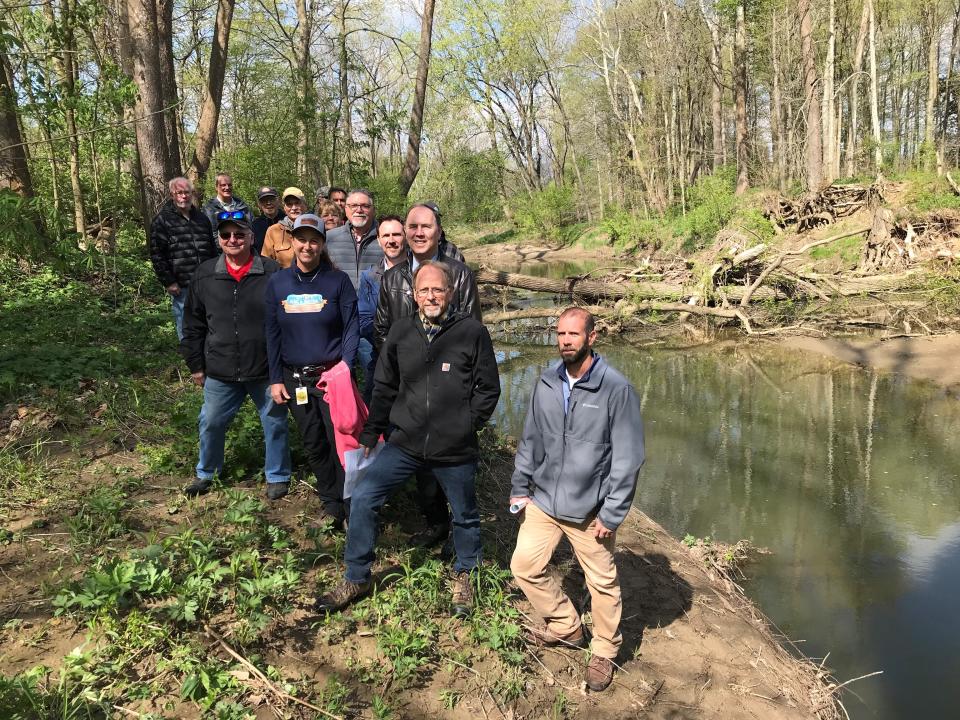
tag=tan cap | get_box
[281,186,306,203]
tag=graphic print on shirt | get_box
[281,293,328,313]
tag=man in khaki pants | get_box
[509,307,645,692]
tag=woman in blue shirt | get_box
[265,213,359,525]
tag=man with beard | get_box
[508,307,645,693]
[316,261,500,617]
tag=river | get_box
[488,280,960,719]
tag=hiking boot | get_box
[315,579,372,612]
[585,655,614,692]
[266,482,289,500]
[184,478,212,497]
[525,624,587,649]
[451,571,474,617]
[410,522,449,548]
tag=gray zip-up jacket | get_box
[325,221,384,289]
[510,354,645,530]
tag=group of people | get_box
[147,173,645,692]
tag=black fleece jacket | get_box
[149,200,217,288]
[360,311,501,463]
[180,254,281,382]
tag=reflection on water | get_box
[494,341,960,720]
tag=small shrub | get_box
[510,184,578,242]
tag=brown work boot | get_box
[525,624,587,649]
[306,508,344,534]
[315,579,371,612]
[451,571,475,617]
[585,655,614,691]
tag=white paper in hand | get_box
[343,442,384,498]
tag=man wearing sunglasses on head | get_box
[179,211,291,499]
[201,173,253,246]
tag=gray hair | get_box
[168,176,192,194]
[413,260,454,290]
[347,188,375,205]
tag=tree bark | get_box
[44,0,86,235]
[821,0,837,183]
[770,10,786,190]
[0,52,34,197]
[399,0,436,197]
[734,0,749,194]
[156,0,182,178]
[708,12,723,171]
[127,0,173,221]
[799,0,823,189]
[845,0,870,177]
[294,0,314,182]
[925,4,941,167]
[185,0,236,187]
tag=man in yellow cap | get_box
[262,187,307,268]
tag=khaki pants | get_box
[510,503,622,659]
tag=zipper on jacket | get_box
[233,283,240,378]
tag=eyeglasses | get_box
[217,211,246,222]
[346,202,372,210]
[173,189,192,196]
[415,287,449,298]
[219,231,248,240]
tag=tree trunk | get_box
[156,0,182,177]
[925,5,941,167]
[821,0,836,184]
[846,0,870,177]
[337,1,353,184]
[294,0,314,182]
[398,0,436,197]
[44,0,86,236]
[0,52,34,197]
[770,10,786,190]
[800,0,823,189]
[185,0,235,186]
[734,0,749,194]
[709,15,723,171]
[127,0,173,222]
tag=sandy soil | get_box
[780,334,960,390]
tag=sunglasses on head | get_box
[217,210,246,222]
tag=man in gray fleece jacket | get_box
[510,307,645,692]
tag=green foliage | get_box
[809,234,864,265]
[65,486,130,548]
[0,191,48,259]
[600,208,665,251]
[417,149,505,223]
[673,166,738,252]
[0,658,112,720]
[903,172,960,212]
[510,184,579,242]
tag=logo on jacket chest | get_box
[282,293,327,313]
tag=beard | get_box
[422,303,445,319]
[560,343,590,366]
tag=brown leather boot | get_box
[524,624,587,649]
[585,655,614,691]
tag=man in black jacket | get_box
[149,177,218,340]
[373,204,479,353]
[179,212,291,500]
[317,261,500,616]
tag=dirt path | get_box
[0,439,840,719]
[780,334,960,390]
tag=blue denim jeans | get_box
[196,377,291,484]
[344,443,481,583]
[170,287,188,341]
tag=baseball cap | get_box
[291,214,325,237]
[215,210,251,230]
[422,201,442,218]
[257,186,279,200]
[281,186,306,203]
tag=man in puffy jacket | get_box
[149,176,218,340]
[179,212,290,499]
[317,261,500,617]
[202,173,253,245]
[509,307,645,693]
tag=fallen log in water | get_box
[483,302,745,325]
[474,266,688,301]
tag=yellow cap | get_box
[281,186,306,203]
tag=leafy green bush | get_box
[600,208,665,251]
[673,166,737,250]
[510,184,578,242]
